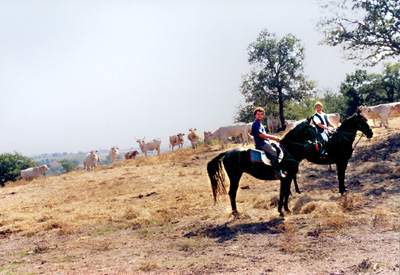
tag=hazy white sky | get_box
[0,0,380,155]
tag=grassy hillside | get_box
[0,119,399,274]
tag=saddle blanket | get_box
[249,145,284,166]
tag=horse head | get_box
[341,109,373,139]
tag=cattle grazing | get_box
[284,113,341,132]
[188,128,200,149]
[360,102,400,128]
[136,138,161,157]
[204,124,251,146]
[125,150,139,160]
[20,165,49,181]
[169,133,185,151]
[327,113,341,128]
[109,147,119,164]
[84,151,100,171]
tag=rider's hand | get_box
[275,136,281,142]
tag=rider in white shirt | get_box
[312,101,335,142]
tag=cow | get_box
[360,102,400,128]
[284,113,341,132]
[136,138,161,157]
[326,113,341,128]
[83,151,100,171]
[125,150,139,160]
[284,119,304,132]
[204,124,251,146]
[266,117,282,133]
[109,147,119,164]
[188,128,200,149]
[169,133,185,151]
[20,165,49,181]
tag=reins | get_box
[352,133,364,150]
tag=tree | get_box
[321,90,347,116]
[59,159,79,173]
[0,153,35,186]
[339,65,400,116]
[237,30,314,128]
[319,0,400,65]
[381,63,400,102]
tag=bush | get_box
[0,153,35,186]
[59,159,79,173]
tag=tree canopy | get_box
[237,30,314,127]
[319,0,400,65]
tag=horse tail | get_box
[207,152,227,203]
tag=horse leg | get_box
[227,172,242,217]
[293,174,301,194]
[278,179,286,216]
[284,176,292,213]
[336,161,348,194]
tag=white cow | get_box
[266,117,282,133]
[284,113,340,132]
[84,151,100,171]
[204,124,251,145]
[284,119,305,132]
[326,113,341,128]
[136,138,161,157]
[188,128,200,149]
[360,102,400,128]
[20,165,49,181]
[109,147,119,164]
[169,133,185,151]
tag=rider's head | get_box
[314,101,323,113]
[254,107,265,121]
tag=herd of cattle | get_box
[19,102,400,180]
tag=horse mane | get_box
[281,119,308,143]
[337,113,357,131]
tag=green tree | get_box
[237,30,314,128]
[0,153,35,186]
[59,159,79,173]
[320,90,347,116]
[319,0,400,65]
[339,70,369,116]
[381,63,400,102]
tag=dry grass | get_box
[0,119,399,273]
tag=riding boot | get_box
[269,155,286,179]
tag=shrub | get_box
[0,153,35,185]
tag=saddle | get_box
[249,143,284,166]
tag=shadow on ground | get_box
[183,218,284,243]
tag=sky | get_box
[0,0,382,155]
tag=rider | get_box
[312,101,334,142]
[312,101,335,157]
[251,107,286,179]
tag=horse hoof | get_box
[232,211,240,218]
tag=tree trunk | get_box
[278,87,285,130]
[386,85,394,102]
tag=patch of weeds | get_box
[279,222,304,253]
[171,239,204,253]
[32,242,49,254]
[371,209,390,228]
[138,261,159,272]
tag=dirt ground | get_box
[0,118,399,274]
